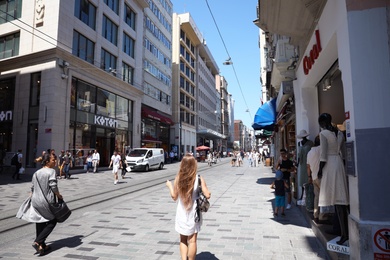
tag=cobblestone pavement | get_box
[0,158,328,259]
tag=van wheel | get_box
[144,165,149,172]
[159,163,164,170]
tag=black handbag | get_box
[35,174,71,223]
[195,175,210,223]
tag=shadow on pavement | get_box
[48,235,84,252]
[196,251,219,259]
[256,177,274,185]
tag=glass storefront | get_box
[70,78,133,167]
[0,77,15,159]
[141,117,170,152]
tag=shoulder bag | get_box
[195,175,210,223]
[35,174,71,223]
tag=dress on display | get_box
[318,129,349,207]
[297,139,314,188]
[175,176,201,236]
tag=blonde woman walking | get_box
[166,154,211,260]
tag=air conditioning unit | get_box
[274,39,295,63]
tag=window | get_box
[72,31,95,64]
[102,15,118,45]
[116,95,128,121]
[122,62,134,85]
[180,76,184,89]
[124,4,136,30]
[30,73,41,107]
[101,48,117,72]
[0,32,19,59]
[74,0,96,30]
[75,80,96,113]
[104,0,118,14]
[123,33,134,58]
[96,88,115,117]
[0,0,22,24]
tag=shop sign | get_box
[327,237,350,255]
[303,29,322,75]
[94,115,118,128]
[0,110,12,122]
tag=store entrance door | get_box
[95,127,115,167]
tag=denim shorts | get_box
[275,195,286,207]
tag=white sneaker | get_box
[114,180,118,185]
[286,204,291,209]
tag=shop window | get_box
[116,95,128,121]
[76,80,96,113]
[96,88,115,117]
[0,77,15,111]
[74,0,96,30]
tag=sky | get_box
[171,0,262,129]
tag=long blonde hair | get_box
[175,154,197,210]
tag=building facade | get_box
[0,0,149,167]
[171,12,224,157]
[141,0,173,151]
[256,0,390,258]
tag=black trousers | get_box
[12,163,21,179]
[35,219,57,244]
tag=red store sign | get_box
[303,29,322,75]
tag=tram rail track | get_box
[0,160,226,235]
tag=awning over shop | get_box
[252,98,277,131]
[141,107,174,125]
[197,129,226,139]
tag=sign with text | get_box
[94,115,117,128]
[0,110,12,122]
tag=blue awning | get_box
[252,98,276,131]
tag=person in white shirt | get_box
[109,151,121,185]
[92,149,100,173]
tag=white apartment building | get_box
[0,0,149,167]
[171,13,223,157]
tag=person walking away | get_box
[92,149,100,173]
[16,153,64,256]
[121,150,128,178]
[207,152,212,166]
[271,170,289,217]
[86,151,93,173]
[276,148,295,209]
[170,150,174,164]
[62,151,73,179]
[58,150,65,178]
[109,151,121,185]
[166,154,211,260]
[12,149,23,180]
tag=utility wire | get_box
[204,0,253,123]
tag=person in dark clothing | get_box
[12,149,23,180]
[276,148,295,209]
[271,170,289,217]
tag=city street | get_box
[0,158,328,259]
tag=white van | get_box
[125,148,164,172]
